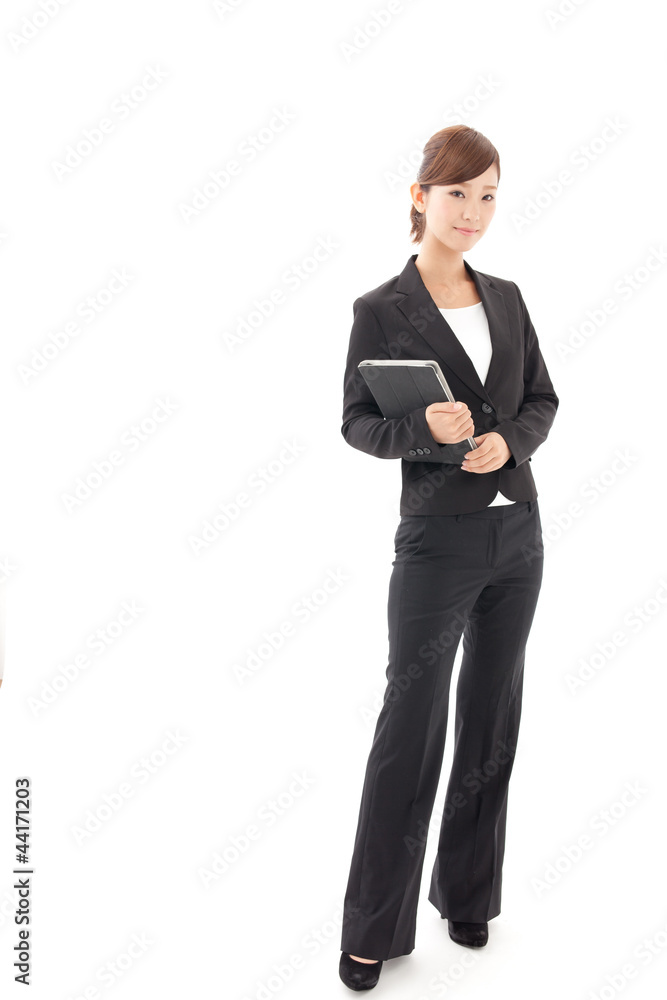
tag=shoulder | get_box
[473,266,530,318]
[353,271,401,315]
[473,266,520,297]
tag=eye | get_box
[449,191,495,201]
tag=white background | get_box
[1,0,666,997]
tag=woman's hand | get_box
[425,401,474,444]
[461,432,511,473]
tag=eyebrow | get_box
[455,181,498,189]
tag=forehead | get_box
[447,180,497,189]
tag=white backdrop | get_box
[1,1,666,997]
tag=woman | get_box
[338,125,559,990]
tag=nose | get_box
[462,205,481,222]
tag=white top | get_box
[438,301,515,506]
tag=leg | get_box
[341,514,491,961]
[428,501,544,921]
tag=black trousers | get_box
[340,499,544,961]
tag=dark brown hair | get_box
[409,125,500,244]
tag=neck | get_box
[414,235,470,289]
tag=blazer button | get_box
[481,402,494,413]
[423,447,431,454]
[408,449,417,456]
[416,448,424,455]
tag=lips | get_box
[455,227,478,234]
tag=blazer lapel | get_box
[395,254,512,407]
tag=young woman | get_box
[338,125,559,991]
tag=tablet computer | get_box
[358,358,478,451]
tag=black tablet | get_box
[357,359,478,450]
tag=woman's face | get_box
[414,163,498,252]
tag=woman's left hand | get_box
[461,432,511,473]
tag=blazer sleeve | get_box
[490,283,559,469]
[340,296,470,464]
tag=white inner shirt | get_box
[438,301,515,506]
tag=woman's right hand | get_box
[425,401,474,444]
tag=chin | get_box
[442,231,482,249]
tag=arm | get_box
[491,283,560,469]
[340,296,470,464]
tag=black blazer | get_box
[341,254,559,515]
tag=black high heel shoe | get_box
[448,920,488,947]
[339,952,383,990]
